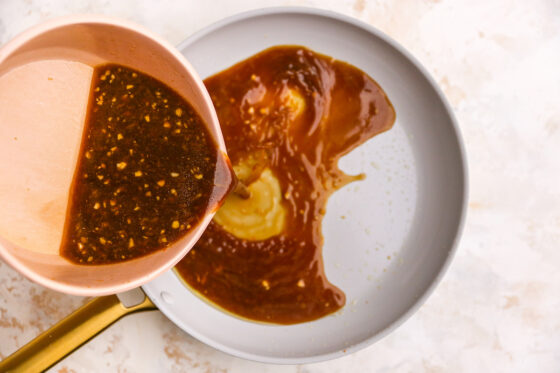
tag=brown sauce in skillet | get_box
[60,64,221,265]
[176,46,395,324]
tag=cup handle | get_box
[0,288,157,372]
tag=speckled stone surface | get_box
[1,1,559,372]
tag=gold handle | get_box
[0,289,156,373]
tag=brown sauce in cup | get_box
[60,64,221,265]
[176,46,395,324]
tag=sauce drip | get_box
[60,64,219,264]
[176,46,395,324]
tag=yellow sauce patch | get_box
[214,168,285,240]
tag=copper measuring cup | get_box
[0,15,234,296]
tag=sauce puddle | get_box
[176,46,395,324]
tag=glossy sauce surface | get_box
[60,64,219,264]
[176,46,395,324]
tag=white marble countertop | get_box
[1,0,559,372]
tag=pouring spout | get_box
[208,150,237,213]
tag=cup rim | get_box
[0,14,227,296]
